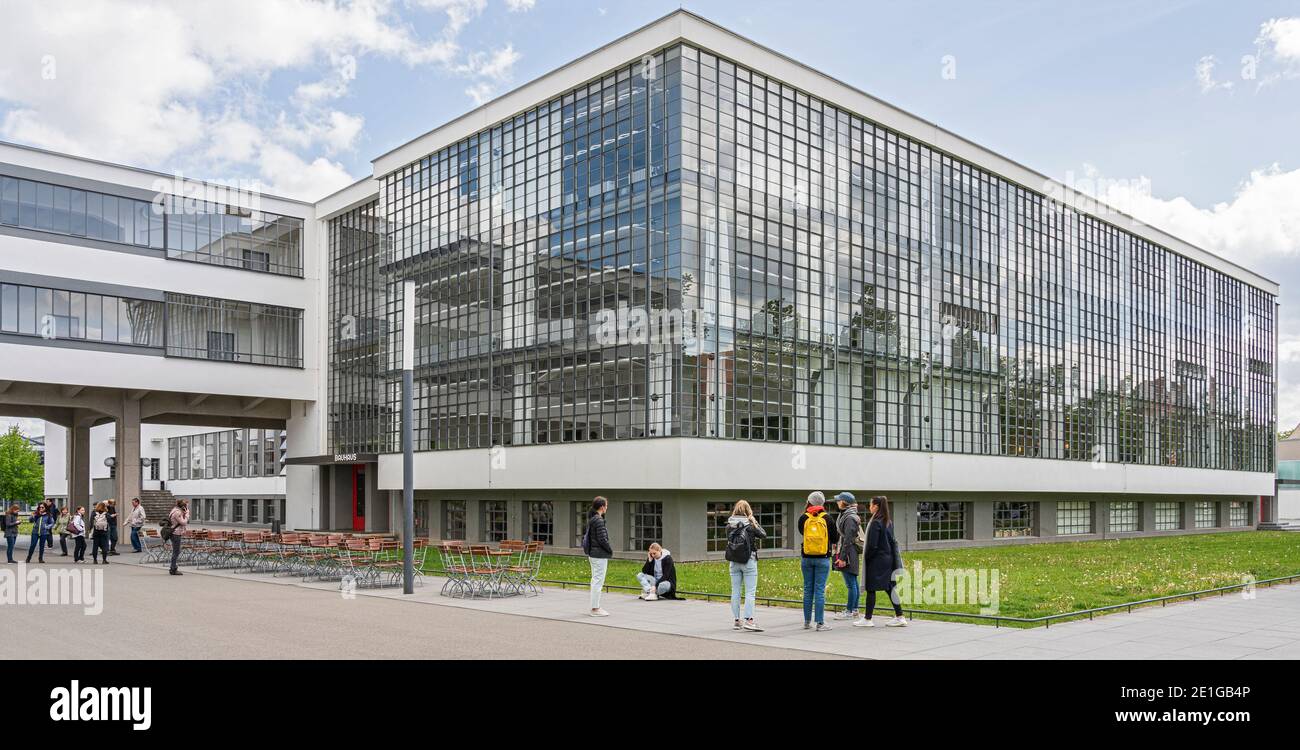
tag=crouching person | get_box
[635,543,679,601]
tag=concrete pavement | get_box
[7,538,1300,659]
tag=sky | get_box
[1,0,1299,436]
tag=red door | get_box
[351,465,366,532]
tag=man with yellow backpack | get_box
[798,491,841,631]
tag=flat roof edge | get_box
[373,9,1275,294]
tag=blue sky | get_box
[2,0,1299,431]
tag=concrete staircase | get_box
[138,489,176,524]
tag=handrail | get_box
[415,569,1300,629]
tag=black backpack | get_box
[724,524,752,564]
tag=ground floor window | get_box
[1228,501,1250,527]
[231,499,243,523]
[218,498,228,523]
[1056,501,1092,535]
[917,502,965,541]
[993,501,1036,538]
[1154,501,1181,531]
[626,502,662,552]
[247,499,259,524]
[706,501,787,551]
[414,500,429,537]
[442,500,466,541]
[1109,501,1139,532]
[528,501,554,545]
[1194,501,1217,529]
[572,502,589,548]
[481,501,508,542]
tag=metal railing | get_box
[415,569,1300,629]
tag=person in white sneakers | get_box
[635,543,679,601]
[854,495,908,628]
[582,496,613,617]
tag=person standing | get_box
[167,499,190,576]
[128,498,147,553]
[3,504,19,563]
[43,501,57,550]
[106,499,120,556]
[725,499,767,632]
[90,502,111,564]
[832,492,862,621]
[53,507,70,557]
[69,507,87,563]
[582,496,612,617]
[798,491,840,631]
[855,495,907,628]
[25,503,50,563]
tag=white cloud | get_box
[505,0,536,11]
[0,0,526,200]
[1090,163,1300,266]
[1258,17,1300,63]
[1195,54,1233,93]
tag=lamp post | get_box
[401,278,416,595]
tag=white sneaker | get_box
[886,616,909,627]
[853,618,875,627]
[590,609,610,617]
[742,620,764,632]
[637,593,646,600]
[645,592,658,601]
[833,610,857,620]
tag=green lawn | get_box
[424,532,1300,624]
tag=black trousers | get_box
[865,581,904,619]
[59,534,68,555]
[73,536,86,561]
[91,532,110,562]
[108,525,118,552]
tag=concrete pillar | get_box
[1038,500,1058,538]
[66,420,92,511]
[114,395,142,548]
[971,499,993,541]
[1141,500,1157,533]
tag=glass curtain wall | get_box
[165,293,303,367]
[328,200,389,454]
[373,43,1276,473]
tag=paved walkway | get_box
[81,545,1300,660]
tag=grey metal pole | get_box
[402,279,416,595]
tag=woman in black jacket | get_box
[854,495,907,628]
[583,496,613,617]
[636,543,679,600]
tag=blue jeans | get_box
[729,557,759,620]
[5,535,14,562]
[25,532,46,562]
[841,570,860,613]
[635,572,671,596]
[130,526,142,552]
[801,556,831,625]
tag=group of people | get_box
[582,491,908,632]
[1,497,151,564]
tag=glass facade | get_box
[167,429,287,480]
[328,200,389,454]
[0,174,304,276]
[369,43,1276,473]
[165,293,303,367]
[993,501,1035,538]
[163,196,303,277]
[0,282,163,346]
[706,501,786,551]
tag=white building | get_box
[14,11,1282,560]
